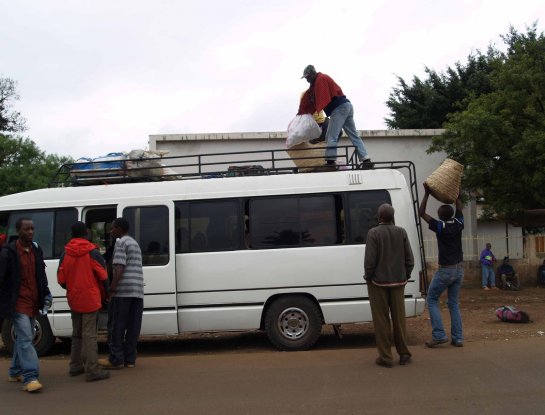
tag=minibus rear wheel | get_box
[264,295,322,351]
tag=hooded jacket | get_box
[57,238,108,313]
[0,240,50,318]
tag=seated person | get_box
[497,256,520,290]
[537,259,545,287]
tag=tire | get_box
[1,314,55,357]
[264,295,322,351]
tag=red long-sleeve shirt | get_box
[297,73,346,116]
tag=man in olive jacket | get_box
[364,204,414,368]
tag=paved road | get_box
[1,336,545,415]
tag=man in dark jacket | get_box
[364,204,414,368]
[0,218,50,393]
[57,221,110,382]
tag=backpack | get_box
[495,306,531,323]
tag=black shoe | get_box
[69,368,84,377]
[425,338,449,348]
[399,354,412,365]
[375,357,393,368]
[359,158,375,170]
[85,371,110,382]
[450,340,464,347]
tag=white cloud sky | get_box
[1,0,543,158]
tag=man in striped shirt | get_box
[99,218,144,369]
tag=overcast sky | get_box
[1,0,543,159]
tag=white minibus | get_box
[0,148,427,354]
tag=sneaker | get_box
[451,340,464,347]
[22,379,42,393]
[124,363,135,368]
[375,357,394,368]
[425,338,449,348]
[85,371,110,382]
[491,286,499,290]
[399,354,412,365]
[69,368,85,377]
[482,287,490,290]
[98,358,124,369]
[8,375,23,382]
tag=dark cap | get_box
[301,65,316,79]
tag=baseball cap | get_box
[301,65,316,79]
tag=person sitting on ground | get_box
[497,256,520,290]
[537,260,545,287]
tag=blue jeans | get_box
[324,102,369,161]
[426,267,464,342]
[481,265,495,288]
[9,312,40,384]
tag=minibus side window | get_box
[250,195,338,249]
[346,190,391,244]
[123,206,169,266]
[54,209,79,257]
[174,200,240,253]
[6,209,77,259]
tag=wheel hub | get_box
[277,307,309,340]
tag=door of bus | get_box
[117,202,178,335]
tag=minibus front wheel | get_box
[1,313,55,357]
[264,295,322,351]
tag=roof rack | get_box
[49,145,360,187]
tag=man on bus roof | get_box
[297,65,373,171]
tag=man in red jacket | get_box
[57,221,110,382]
[298,65,372,170]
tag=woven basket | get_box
[425,158,464,204]
[287,142,327,172]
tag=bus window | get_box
[250,195,338,249]
[300,196,337,246]
[5,209,77,259]
[123,206,169,266]
[83,207,117,254]
[175,203,189,253]
[346,190,391,244]
[175,200,240,253]
[54,210,80,257]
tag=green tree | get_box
[385,52,497,128]
[0,77,71,195]
[0,134,70,196]
[0,77,27,133]
[429,25,545,219]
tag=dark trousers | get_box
[71,311,100,377]
[368,283,411,363]
[107,297,143,366]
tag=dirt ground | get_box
[402,286,545,345]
